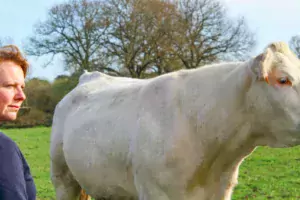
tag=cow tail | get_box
[80,189,91,200]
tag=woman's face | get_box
[0,61,26,121]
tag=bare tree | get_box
[289,35,300,58]
[25,0,255,78]
[168,0,256,69]
[102,0,182,78]
[24,0,115,74]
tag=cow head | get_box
[246,41,300,147]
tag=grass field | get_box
[2,127,300,200]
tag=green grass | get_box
[2,127,300,199]
[233,147,300,200]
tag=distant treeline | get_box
[2,0,259,128]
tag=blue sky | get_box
[1,0,300,81]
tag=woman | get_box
[0,45,36,199]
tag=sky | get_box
[0,0,300,82]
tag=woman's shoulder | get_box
[0,132,18,151]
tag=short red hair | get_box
[0,45,29,77]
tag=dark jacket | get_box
[0,132,36,200]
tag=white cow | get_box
[50,41,300,200]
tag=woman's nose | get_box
[15,88,26,101]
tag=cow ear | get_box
[249,48,273,84]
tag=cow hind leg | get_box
[133,177,171,200]
[51,159,82,200]
[50,146,92,199]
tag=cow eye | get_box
[277,77,292,85]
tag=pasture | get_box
[2,127,300,200]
